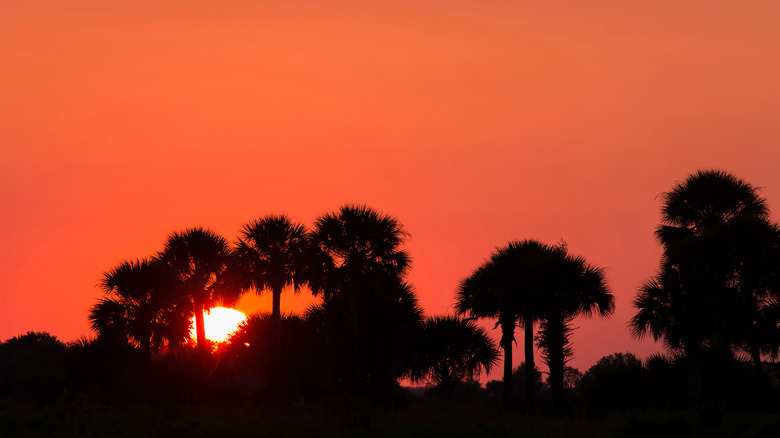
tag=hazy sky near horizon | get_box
[3,1,780,380]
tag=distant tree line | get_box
[2,169,780,416]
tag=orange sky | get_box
[3,1,780,381]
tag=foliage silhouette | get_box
[457,240,613,412]
[306,280,424,393]
[9,192,780,433]
[159,228,241,367]
[90,258,190,362]
[456,240,562,409]
[632,169,780,406]
[66,336,146,404]
[215,313,325,404]
[534,243,614,413]
[579,352,645,408]
[235,215,310,321]
[0,332,67,405]
[308,205,421,392]
[407,315,499,409]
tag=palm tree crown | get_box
[90,258,190,361]
[158,228,240,361]
[309,204,410,298]
[236,215,309,319]
[661,169,768,232]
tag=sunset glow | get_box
[3,1,780,384]
[191,307,247,343]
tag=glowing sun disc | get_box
[190,307,247,342]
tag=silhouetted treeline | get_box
[3,170,780,427]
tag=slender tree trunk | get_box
[523,310,535,407]
[545,315,566,415]
[500,312,516,411]
[194,298,209,376]
[272,286,283,352]
[272,285,284,387]
[272,287,282,320]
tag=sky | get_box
[2,1,780,382]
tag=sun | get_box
[190,307,247,343]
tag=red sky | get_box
[3,1,780,382]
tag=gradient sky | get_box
[3,1,780,381]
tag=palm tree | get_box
[535,248,614,413]
[158,228,240,363]
[308,205,416,389]
[407,315,499,408]
[658,169,768,235]
[309,204,410,295]
[632,169,774,406]
[90,258,190,362]
[235,215,309,321]
[456,240,560,409]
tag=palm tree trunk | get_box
[194,298,208,373]
[500,312,516,411]
[523,310,535,407]
[544,315,566,415]
[272,287,282,320]
[272,285,283,376]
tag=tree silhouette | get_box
[90,258,190,363]
[631,169,777,406]
[159,228,241,365]
[235,215,310,322]
[407,315,499,408]
[579,352,644,408]
[309,204,410,296]
[308,205,419,390]
[217,313,323,404]
[535,246,614,413]
[456,240,562,409]
[0,332,67,404]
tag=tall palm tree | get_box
[158,228,240,363]
[308,205,416,389]
[90,258,190,362]
[235,215,309,321]
[456,240,560,409]
[632,169,774,406]
[535,248,614,413]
